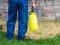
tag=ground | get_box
[25,21,60,39]
[0,31,60,45]
[1,20,60,39]
[1,20,60,45]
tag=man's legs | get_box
[6,0,17,40]
[18,0,28,40]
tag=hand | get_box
[32,3,36,8]
[32,0,36,8]
[6,0,8,6]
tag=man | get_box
[6,0,35,41]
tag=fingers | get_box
[6,0,8,6]
[32,0,36,8]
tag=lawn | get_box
[1,20,60,39]
[0,31,60,45]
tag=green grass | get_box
[0,31,60,45]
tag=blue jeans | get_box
[6,0,28,40]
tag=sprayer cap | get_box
[29,11,36,15]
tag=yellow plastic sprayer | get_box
[28,6,38,31]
